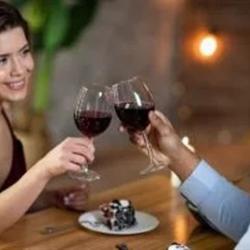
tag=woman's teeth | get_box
[8,80,25,90]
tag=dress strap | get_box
[1,108,14,136]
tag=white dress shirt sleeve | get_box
[180,160,250,242]
[235,223,250,249]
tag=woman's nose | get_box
[10,57,25,76]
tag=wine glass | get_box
[112,76,165,175]
[70,85,112,182]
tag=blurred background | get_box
[9,0,250,191]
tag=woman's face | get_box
[0,27,34,104]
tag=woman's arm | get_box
[0,137,94,233]
[0,162,50,233]
[29,183,90,212]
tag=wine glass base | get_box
[140,164,166,175]
[68,170,101,182]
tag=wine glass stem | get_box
[81,165,89,174]
[142,132,154,167]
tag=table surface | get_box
[0,175,235,250]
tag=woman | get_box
[130,110,250,250]
[0,1,94,233]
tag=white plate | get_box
[78,210,159,235]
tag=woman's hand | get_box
[37,137,95,179]
[52,183,90,211]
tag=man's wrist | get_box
[170,144,200,181]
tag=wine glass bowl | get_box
[112,77,165,175]
[71,85,112,182]
[74,106,112,138]
[113,77,154,131]
[114,102,155,132]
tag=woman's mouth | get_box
[5,80,25,91]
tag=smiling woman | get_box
[0,1,95,234]
[0,27,34,102]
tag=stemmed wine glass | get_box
[112,76,165,175]
[70,85,112,182]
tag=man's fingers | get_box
[148,110,176,138]
[119,125,126,133]
[154,110,173,128]
[131,133,144,145]
[149,111,167,132]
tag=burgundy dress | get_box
[0,110,26,192]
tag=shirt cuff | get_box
[179,160,222,207]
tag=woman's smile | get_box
[4,79,25,91]
[0,27,34,103]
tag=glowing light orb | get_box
[199,34,218,57]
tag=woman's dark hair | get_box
[0,1,30,44]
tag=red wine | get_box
[114,102,155,131]
[74,111,112,137]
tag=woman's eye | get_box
[0,57,7,65]
[21,48,30,56]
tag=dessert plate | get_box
[78,210,159,235]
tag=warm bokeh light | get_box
[185,30,223,62]
[173,213,189,243]
[199,34,218,57]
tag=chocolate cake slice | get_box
[100,199,136,231]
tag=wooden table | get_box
[0,175,235,250]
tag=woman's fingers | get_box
[70,146,95,163]
[69,154,87,166]
[63,188,89,211]
[64,138,95,153]
[66,162,82,172]
[59,137,95,171]
[67,136,94,146]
